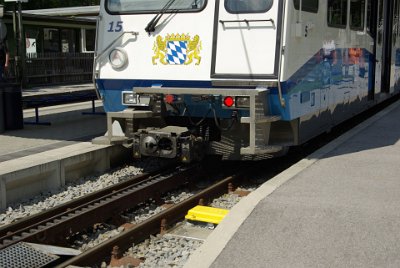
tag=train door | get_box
[395,0,400,91]
[375,0,394,94]
[374,0,383,94]
[391,0,399,91]
[211,0,282,79]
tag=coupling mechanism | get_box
[133,126,205,163]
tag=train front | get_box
[94,0,284,162]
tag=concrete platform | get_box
[186,100,400,268]
[22,83,95,98]
[23,100,104,125]
[0,84,131,209]
[2,105,106,162]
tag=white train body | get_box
[94,0,400,162]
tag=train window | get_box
[327,0,347,28]
[43,28,60,53]
[84,29,95,52]
[350,0,365,31]
[107,0,206,14]
[293,0,319,13]
[311,92,315,106]
[394,0,399,45]
[225,0,273,14]
[377,0,383,45]
[366,0,373,35]
[61,29,77,53]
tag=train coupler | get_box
[133,126,205,163]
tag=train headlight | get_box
[235,96,250,108]
[109,48,128,69]
[122,92,137,105]
[122,92,152,106]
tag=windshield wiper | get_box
[145,0,176,34]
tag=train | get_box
[93,0,400,162]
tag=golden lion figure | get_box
[152,36,168,65]
[185,35,202,65]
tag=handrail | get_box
[219,19,275,27]
[277,6,285,107]
[92,15,102,100]
[95,31,139,61]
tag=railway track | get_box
[2,98,398,267]
[0,163,201,250]
[0,157,244,267]
[0,166,162,240]
[56,171,245,267]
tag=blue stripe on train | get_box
[97,47,375,120]
[96,79,213,112]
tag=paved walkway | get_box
[0,115,106,163]
[0,83,106,163]
[186,100,400,268]
[22,83,95,97]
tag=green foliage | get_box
[0,0,100,10]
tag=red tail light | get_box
[223,96,234,107]
[165,94,176,104]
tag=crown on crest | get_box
[165,33,191,42]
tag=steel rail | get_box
[56,171,244,267]
[0,163,200,250]
[0,163,176,239]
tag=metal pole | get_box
[17,0,25,87]
[12,3,19,82]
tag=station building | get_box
[1,6,98,86]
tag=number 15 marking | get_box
[108,21,123,32]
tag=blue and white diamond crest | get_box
[152,34,202,65]
[167,41,187,65]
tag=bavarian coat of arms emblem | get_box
[152,34,202,65]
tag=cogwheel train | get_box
[93,0,400,162]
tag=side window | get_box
[85,29,96,52]
[82,29,95,52]
[393,0,398,45]
[293,0,319,13]
[377,0,383,45]
[327,0,348,28]
[366,0,373,35]
[350,0,365,30]
[44,28,60,53]
[225,0,273,14]
[61,29,77,53]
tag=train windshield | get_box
[107,0,207,13]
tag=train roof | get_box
[23,6,99,17]
[1,6,98,26]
